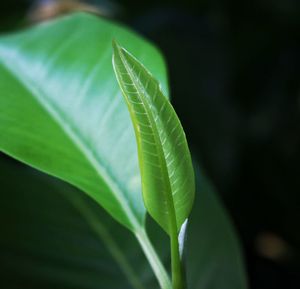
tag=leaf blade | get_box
[112,41,195,234]
[0,157,153,289]
[0,155,248,289]
[0,13,168,232]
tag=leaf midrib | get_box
[0,50,142,231]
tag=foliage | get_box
[0,13,248,289]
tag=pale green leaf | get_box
[0,13,168,232]
[112,41,195,235]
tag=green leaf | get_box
[112,41,195,235]
[0,156,154,289]
[0,13,248,289]
[0,13,168,232]
[0,155,248,289]
[186,164,249,289]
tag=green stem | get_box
[135,229,172,289]
[170,232,185,289]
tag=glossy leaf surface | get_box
[112,42,195,235]
[0,13,168,232]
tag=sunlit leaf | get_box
[112,41,195,235]
[0,13,168,232]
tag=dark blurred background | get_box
[0,1,299,288]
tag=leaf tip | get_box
[112,39,122,55]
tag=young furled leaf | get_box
[112,41,195,237]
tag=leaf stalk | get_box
[170,232,185,289]
[135,229,172,289]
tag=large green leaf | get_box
[0,156,154,289]
[112,42,195,235]
[0,155,248,289]
[0,13,168,232]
